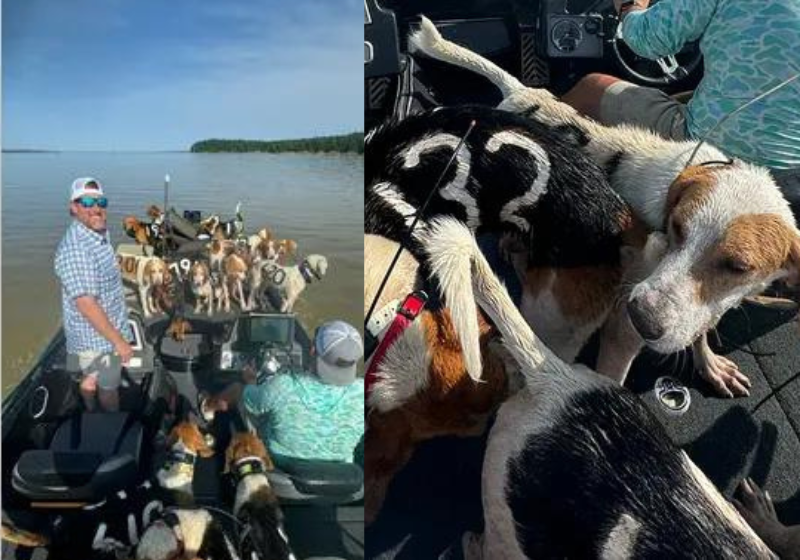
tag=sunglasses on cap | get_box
[75,196,109,209]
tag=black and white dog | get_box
[425,218,775,559]
[366,105,637,381]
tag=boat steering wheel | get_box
[607,0,703,87]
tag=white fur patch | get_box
[372,181,420,229]
[600,514,642,560]
[367,319,432,412]
[486,130,551,231]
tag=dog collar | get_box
[366,299,401,339]
[300,260,321,283]
[233,456,267,480]
[165,448,196,470]
[365,291,428,399]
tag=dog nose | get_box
[627,298,665,341]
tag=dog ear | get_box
[665,166,717,229]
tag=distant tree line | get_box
[190,133,363,154]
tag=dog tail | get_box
[409,16,525,99]
[423,219,484,382]
[427,218,560,379]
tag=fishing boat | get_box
[1,206,364,560]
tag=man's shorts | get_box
[600,80,689,141]
[69,351,122,391]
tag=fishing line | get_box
[685,72,800,168]
[364,119,477,329]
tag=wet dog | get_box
[189,261,214,316]
[410,18,800,396]
[429,218,775,559]
[366,104,641,382]
[224,432,295,560]
[156,421,214,499]
[364,234,509,525]
[262,254,328,312]
[118,255,169,318]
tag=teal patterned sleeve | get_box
[622,0,719,59]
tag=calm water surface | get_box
[2,152,363,389]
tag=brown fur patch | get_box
[146,205,163,219]
[168,422,214,458]
[223,253,249,275]
[697,214,800,303]
[666,165,719,230]
[550,266,622,323]
[167,317,192,341]
[224,432,274,472]
[365,308,508,524]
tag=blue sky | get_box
[2,0,363,150]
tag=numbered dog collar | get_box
[654,376,691,417]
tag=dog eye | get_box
[721,258,753,274]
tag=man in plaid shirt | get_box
[55,177,133,412]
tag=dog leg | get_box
[596,303,645,385]
[692,334,752,398]
[140,286,151,318]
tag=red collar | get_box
[365,291,427,399]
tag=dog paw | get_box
[697,352,751,398]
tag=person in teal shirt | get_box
[205,320,364,463]
[561,0,800,170]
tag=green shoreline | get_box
[190,132,363,154]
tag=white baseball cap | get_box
[314,320,364,385]
[70,177,105,201]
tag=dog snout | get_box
[627,297,665,342]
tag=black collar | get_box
[166,448,196,467]
[300,260,320,283]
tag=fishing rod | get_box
[364,119,477,333]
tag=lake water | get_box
[2,152,364,390]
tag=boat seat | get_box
[267,455,364,504]
[12,412,143,503]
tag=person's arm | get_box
[619,0,719,59]
[55,243,132,363]
[75,296,133,364]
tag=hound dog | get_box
[431,218,775,559]
[166,317,193,342]
[248,226,273,256]
[135,509,231,560]
[364,234,510,525]
[366,104,643,383]
[224,432,296,560]
[207,239,237,273]
[156,421,214,498]
[123,216,161,253]
[410,17,800,396]
[261,254,328,313]
[117,255,169,318]
[198,203,244,241]
[189,261,215,316]
[222,251,251,311]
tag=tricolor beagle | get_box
[410,17,800,396]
